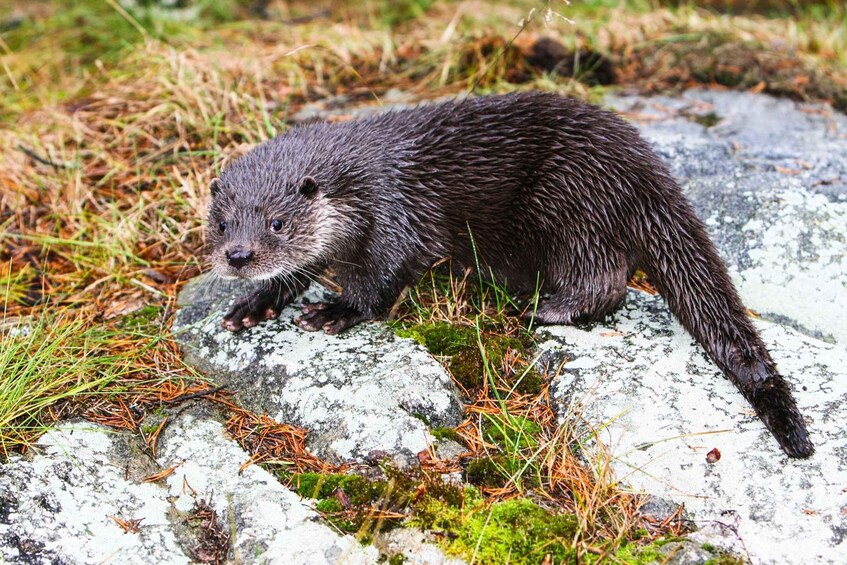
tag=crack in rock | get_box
[156,408,379,564]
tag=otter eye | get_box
[218,221,227,233]
[270,219,283,232]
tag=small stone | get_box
[657,541,715,565]
[373,528,465,565]
[433,439,467,461]
[638,495,687,526]
[364,449,391,466]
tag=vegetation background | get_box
[1,1,845,562]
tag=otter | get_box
[206,91,813,458]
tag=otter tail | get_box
[640,194,813,458]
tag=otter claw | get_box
[222,318,243,332]
[295,302,366,334]
[222,288,296,332]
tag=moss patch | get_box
[290,470,467,534]
[413,497,578,565]
[430,426,461,443]
[292,473,387,507]
[118,305,164,331]
[465,457,509,488]
[291,472,394,533]
[395,323,476,357]
[689,111,722,128]
[396,321,541,393]
[291,469,584,564]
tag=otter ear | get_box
[210,177,223,197]
[299,176,319,197]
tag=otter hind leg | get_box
[530,266,629,326]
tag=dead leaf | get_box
[706,448,721,463]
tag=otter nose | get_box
[226,248,254,269]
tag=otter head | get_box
[206,163,349,281]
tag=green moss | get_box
[413,498,577,565]
[396,323,476,356]
[395,322,482,389]
[690,111,722,128]
[430,426,461,442]
[118,305,163,331]
[610,540,665,564]
[387,554,407,565]
[292,469,470,534]
[600,537,699,565]
[411,495,464,531]
[411,413,431,427]
[395,321,540,393]
[277,461,587,564]
[465,457,508,488]
[512,369,545,395]
[484,334,524,365]
[140,422,159,436]
[291,473,393,533]
[447,348,485,390]
[315,498,343,513]
[292,473,386,507]
[631,528,649,540]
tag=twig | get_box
[16,145,71,169]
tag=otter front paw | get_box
[222,288,289,332]
[295,302,367,335]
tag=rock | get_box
[156,408,378,564]
[0,422,190,564]
[537,290,847,564]
[656,541,718,565]
[172,278,465,464]
[610,90,847,345]
[372,528,466,565]
[638,495,688,527]
[0,409,464,564]
[2,410,466,564]
[433,438,466,461]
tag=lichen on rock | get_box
[538,290,847,564]
[172,279,465,463]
